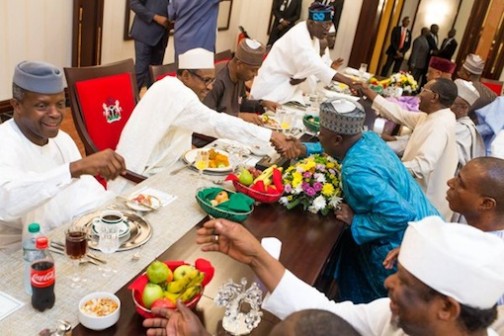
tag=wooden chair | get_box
[481,78,504,96]
[64,59,146,184]
[149,62,177,84]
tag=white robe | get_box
[263,270,499,336]
[0,120,113,249]
[372,96,458,220]
[110,76,272,193]
[455,116,485,169]
[250,21,337,104]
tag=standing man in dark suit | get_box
[408,27,431,86]
[380,17,411,76]
[267,0,303,46]
[426,24,439,54]
[438,29,458,60]
[129,0,170,91]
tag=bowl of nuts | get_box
[78,292,120,330]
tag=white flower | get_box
[293,184,303,195]
[308,195,327,213]
[314,173,326,183]
[279,197,289,206]
[329,195,343,208]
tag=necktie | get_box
[399,28,405,49]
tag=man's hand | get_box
[238,112,264,126]
[383,247,400,270]
[153,15,170,29]
[143,300,211,336]
[281,137,307,159]
[331,58,344,70]
[290,77,306,86]
[381,134,397,142]
[270,131,290,155]
[352,81,378,101]
[261,100,280,112]
[69,149,126,181]
[334,203,354,226]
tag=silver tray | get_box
[74,210,152,251]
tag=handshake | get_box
[270,132,307,159]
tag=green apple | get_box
[238,169,254,186]
[173,264,196,281]
[142,283,164,309]
[146,260,172,283]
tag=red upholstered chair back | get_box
[149,63,177,83]
[64,59,146,184]
[481,78,504,96]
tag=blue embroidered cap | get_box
[320,98,365,135]
[308,2,333,22]
[13,61,64,94]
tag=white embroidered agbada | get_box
[372,96,458,220]
[110,76,272,193]
[0,119,114,249]
[263,270,499,336]
[455,116,485,169]
[250,21,337,104]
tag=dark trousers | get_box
[380,55,403,77]
[134,38,167,90]
[411,68,425,88]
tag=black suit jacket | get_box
[426,33,439,53]
[437,38,458,60]
[386,26,411,56]
[272,0,302,24]
[129,0,170,46]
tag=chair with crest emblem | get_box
[64,59,146,184]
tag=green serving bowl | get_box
[303,115,320,133]
[195,188,253,222]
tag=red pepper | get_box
[272,168,284,193]
[251,180,266,193]
[225,173,239,182]
[267,185,278,194]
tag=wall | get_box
[0,0,73,100]
[452,0,474,61]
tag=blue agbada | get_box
[332,132,439,304]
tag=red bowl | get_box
[129,259,214,319]
[233,180,283,203]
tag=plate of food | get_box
[126,194,161,212]
[260,114,281,130]
[183,148,232,173]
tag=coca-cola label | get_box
[31,267,55,287]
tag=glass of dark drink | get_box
[65,228,88,288]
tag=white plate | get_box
[250,143,273,156]
[183,148,232,173]
[126,194,161,212]
[261,115,281,130]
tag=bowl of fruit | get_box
[227,166,284,204]
[195,187,254,222]
[129,259,214,319]
[303,115,320,133]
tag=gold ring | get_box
[213,234,219,243]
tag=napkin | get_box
[261,237,282,260]
[129,187,177,207]
[199,188,254,212]
[0,291,24,321]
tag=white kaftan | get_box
[0,120,113,249]
[111,76,272,193]
[250,21,337,104]
[455,116,485,169]
[263,270,498,336]
[372,96,458,220]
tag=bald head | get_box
[471,157,504,214]
[269,309,361,336]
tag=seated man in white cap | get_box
[0,61,126,249]
[203,39,279,126]
[452,79,485,171]
[184,216,504,336]
[111,48,289,193]
[457,54,497,118]
[250,2,353,104]
[356,78,458,221]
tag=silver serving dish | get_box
[74,210,152,251]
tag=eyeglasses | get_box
[188,70,215,86]
[420,87,436,94]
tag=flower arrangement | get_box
[280,154,343,215]
[388,71,418,93]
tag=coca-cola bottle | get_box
[31,236,55,311]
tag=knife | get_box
[51,241,107,264]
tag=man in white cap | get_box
[452,79,485,171]
[250,2,353,104]
[457,54,497,116]
[356,78,458,221]
[0,61,126,249]
[111,48,290,193]
[203,39,279,125]
[188,216,504,335]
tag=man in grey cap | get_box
[0,61,126,249]
[203,38,280,125]
[457,54,497,117]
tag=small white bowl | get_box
[78,292,120,330]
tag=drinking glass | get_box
[278,109,295,134]
[95,210,123,276]
[359,63,368,79]
[65,228,88,288]
[194,150,209,187]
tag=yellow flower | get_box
[321,183,335,197]
[292,171,303,187]
[326,162,335,169]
